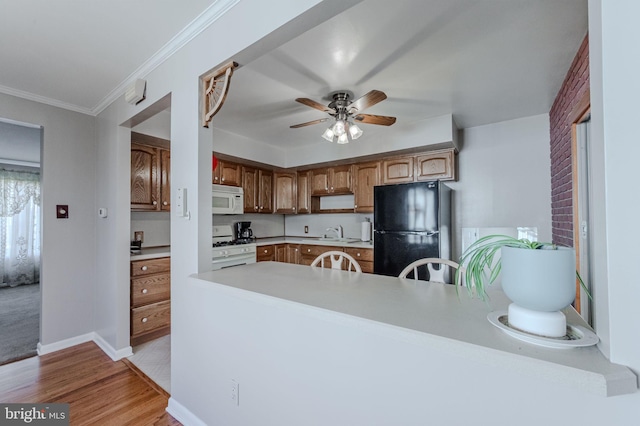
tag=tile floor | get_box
[128,334,171,393]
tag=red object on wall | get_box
[213,154,218,171]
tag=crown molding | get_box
[0,0,240,117]
[0,84,94,116]
[92,0,241,115]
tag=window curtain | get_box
[0,169,41,287]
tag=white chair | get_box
[398,258,465,284]
[311,251,362,273]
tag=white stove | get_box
[212,225,257,270]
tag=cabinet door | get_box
[382,157,414,184]
[131,143,159,210]
[415,149,456,181]
[329,165,353,194]
[160,149,171,211]
[296,171,311,214]
[274,172,297,214]
[242,166,259,213]
[258,169,273,213]
[257,245,275,262]
[354,162,380,213]
[275,244,287,262]
[343,247,373,273]
[310,168,330,195]
[214,160,242,186]
[286,244,301,264]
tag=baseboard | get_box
[37,332,133,361]
[37,332,94,356]
[167,397,206,426]
[93,333,133,361]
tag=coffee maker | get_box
[234,221,253,241]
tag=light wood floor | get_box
[0,341,181,425]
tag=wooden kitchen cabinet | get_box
[343,247,373,273]
[415,149,456,181]
[243,166,274,214]
[275,244,287,262]
[131,134,171,212]
[130,256,170,346]
[213,159,242,186]
[286,244,301,264]
[296,171,311,214]
[310,165,353,195]
[257,244,276,262]
[274,172,297,214]
[382,157,414,184]
[353,161,380,213]
[299,244,343,266]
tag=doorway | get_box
[0,118,42,365]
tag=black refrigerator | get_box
[373,181,452,281]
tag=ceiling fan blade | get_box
[295,98,332,112]
[349,90,387,113]
[290,118,330,128]
[354,114,396,126]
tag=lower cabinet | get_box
[258,243,373,272]
[130,257,171,346]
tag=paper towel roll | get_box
[361,221,371,241]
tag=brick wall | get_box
[549,34,589,247]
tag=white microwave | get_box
[213,184,244,214]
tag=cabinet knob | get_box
[142,288,148,294]
[214,176,218,181]
[255,206,258,210]
[141,266,148,271]
[163,201,168,205]
[357,253,361,257]
[264,249,268,253]
[355,204,358,208]
[221,177,225,182]
[141,317,148,323]
[152,201,157,205]
[307,249,311,253]
[292,207,295,211]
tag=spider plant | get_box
[455,234,591,301]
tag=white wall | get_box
[588,0,640,374]
[0,93,96,346]
[448,114,552,257]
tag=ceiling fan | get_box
[290,90,396,143]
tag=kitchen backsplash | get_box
[212,212,373,240]
[131,211,171,247]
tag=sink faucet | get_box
[326,225,343,239]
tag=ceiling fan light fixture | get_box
[332,120,346,136]
[337,133,349,144]
[348,122,363,140]
[322,127,335,142]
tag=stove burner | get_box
[212,239,256,247]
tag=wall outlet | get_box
[304,226,309,234]
[134,231,144,242]
[231,379,239,406]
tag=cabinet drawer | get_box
[300,245,342,257]
[131,257,170,276]
[343,247,373,262]
[257,245,275,262]
[131,273,170,307]
[131,300,171,336]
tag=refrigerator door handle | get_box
[375,230,439,236]
[425,230,440,237]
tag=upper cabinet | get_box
[382,157,414,184]
[353,161,380,213]
[310,165,353,195]
[296,171,311,214]
[242,166,273,214]
[274,172,297,214]
[415,149,456,181]
[131,133,170,212]
[213,159,242,186]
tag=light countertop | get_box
[194,261,637,397]
[130,245,170,261]
[256,236,373,249]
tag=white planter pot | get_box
[500,246,576,337]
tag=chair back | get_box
[398,258,464,284]
[311,250,362,273]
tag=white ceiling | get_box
[1,0,588,150]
